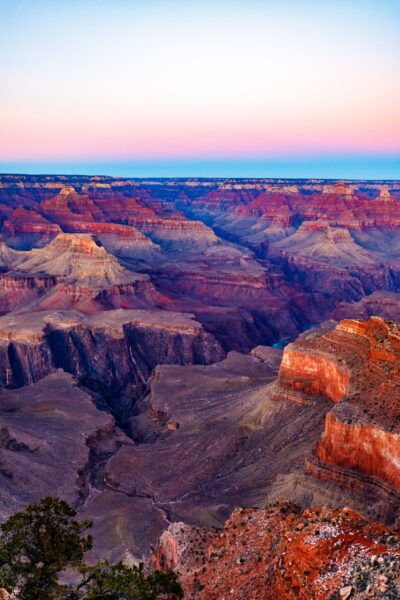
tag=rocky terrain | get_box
[153,502,400,599]
[0,175,399,592]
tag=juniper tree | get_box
[0,497,92,599]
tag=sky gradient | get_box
[1,0,399,178]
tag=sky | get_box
[0,0,399,178]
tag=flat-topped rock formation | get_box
[322,180,356,196]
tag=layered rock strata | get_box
[275,317,400,514]
[0,309,224,391]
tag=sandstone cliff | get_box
[275,317,400,517]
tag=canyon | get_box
[0,174,399,596]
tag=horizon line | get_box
[1,173,400,183]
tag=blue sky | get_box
[1,156,399,179]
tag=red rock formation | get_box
[235,192,295,222]
[12,233,147,286]
[2,207,61,249]
[277,343,350,403]
[0,308,225,390]
[333,291,400,322]
[0,233,168,313]
[1,175,400,334]
[41,184,105,223]
[314,410,400,492]
[158,502,400,599]
[191,188,257,212]
[322,180,356,197]
[0,272,57,313]
[276,317,400,504]
[151,522,216,573]
[39,220,158,258]
[376,184,393,202]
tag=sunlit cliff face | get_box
[276,317,400,498]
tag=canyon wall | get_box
[0,310,224,393]
[274,317,400,517]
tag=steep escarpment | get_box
[277,340,350,403]
[0,345,291,562]
[275,317,400,518]
[101,348,336,532]
[2,207,62,249]
[0,309,224,393]
[2,175,400,568]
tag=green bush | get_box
[0,497,183,600]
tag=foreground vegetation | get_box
[0,497,183,600]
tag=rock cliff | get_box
[0,309,224,392]
[275,317,400,516]
[2,175,400,349]
[2,207,61,249]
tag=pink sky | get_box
[1,1,399,163]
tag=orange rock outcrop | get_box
[157,502,400,599]
[277,317,400,502]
